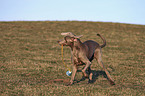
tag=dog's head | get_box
[57,32,83,46]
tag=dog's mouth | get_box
[57,40,67,46]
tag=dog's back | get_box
[83,40,99,60]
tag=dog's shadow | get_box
[91,70,109,83]
[77,70,110,84]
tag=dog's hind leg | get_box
[88,66,93,83]
[94,48,115,85]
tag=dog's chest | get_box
[72,50,83,65]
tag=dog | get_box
[58,32,115,85]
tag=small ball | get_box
[66,71,72,76]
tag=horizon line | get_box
[0,20,144,25]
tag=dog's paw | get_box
[109,80,115,85]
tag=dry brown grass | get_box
[0,21,145,95]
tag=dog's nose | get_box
[57,40,63,45]
[57,40,66,46]
[57,40,62,44]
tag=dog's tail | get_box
[97,34,106,48]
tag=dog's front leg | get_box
[67,65,77,86]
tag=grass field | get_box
[0,21,145,96]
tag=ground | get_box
[0,21,145,95]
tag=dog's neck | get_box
[70,38,83,51]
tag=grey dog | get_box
[58,32,115,85]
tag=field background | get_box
[0,21,145,96]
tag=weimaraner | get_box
[58,32,115,85]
